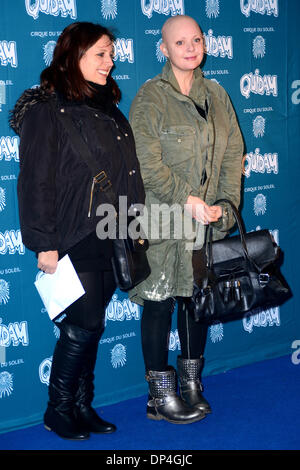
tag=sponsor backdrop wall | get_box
[0,0,299,433]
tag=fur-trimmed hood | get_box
[9,87,54,135]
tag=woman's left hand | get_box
[37,250,59,274]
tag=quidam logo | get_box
[243,148,278,178]
[253,35,265,58]
[205,0,219,18]
[39,357,52,385]
[25,0,77,20]
[243,306,280,333]
[169,329,181,351]
[0,136,19,162]
[0,41,17,68]
[204,29,233,59]
[240,0,278,17]
[0,230,25,255]
[101,0,117,19]
[141,0,185,19]
[0,319,29,347]
[114,38,134,64]
[105,294,140,323]
[240,69,277,99]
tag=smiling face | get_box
[160,16,204,74]
[79,34,114,85]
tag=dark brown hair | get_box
[40,22,120,103]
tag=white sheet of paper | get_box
[34,255,85,320]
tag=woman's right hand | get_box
[185,195,222,225]
[37,250,59,274]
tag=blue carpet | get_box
[0,355,299,451]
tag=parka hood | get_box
[9,87,54,135]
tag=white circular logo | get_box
[0,280,9,305]
[210,322,224,343]
[253,35,266,58]
[253,115,265,138]
[43,41,56,66]
[206,0,220,18]
[156,39,166,63]
[0,371,13,398]
[101,0,117,20]
[0,187,6,212]
[254,193,267,216]
[111,343,126,368]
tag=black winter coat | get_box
[10,88,145,254]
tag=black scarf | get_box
[85,80,114,115]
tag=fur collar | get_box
[9,87,55,135]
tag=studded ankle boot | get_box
[177,356,212,414]
[146,367,206,424]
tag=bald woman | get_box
[130,15,244,424]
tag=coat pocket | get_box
[160,125,196,167]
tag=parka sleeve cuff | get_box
[210,202,233,232]
[20,226,59,254]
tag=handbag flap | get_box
[211,229,278,268]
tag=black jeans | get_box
[63,270,116,332]
[141,297,208,371]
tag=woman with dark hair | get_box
[10,22,145,440]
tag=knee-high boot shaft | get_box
[44,320,115,439]
[74,328,116,434]
[44,320,99,440]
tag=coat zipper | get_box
[88,170,111,218]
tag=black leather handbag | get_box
[111,226,151,291]
[54,103,151,291]
[186,199,292,323]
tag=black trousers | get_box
[141,297,208,371]
[63,270,116,332]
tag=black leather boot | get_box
[74,330,116,434]
[44,321,91,440]
[146,368,206,424]
[177,356,212,414]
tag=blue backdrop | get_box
[0,0,299,433]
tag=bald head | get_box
[159,15,204,74]
[161,15,202,43]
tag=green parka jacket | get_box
[129,61,244,305]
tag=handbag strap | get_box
[52,101,118,207]
[204,199,256,271]
[214,199,249,255]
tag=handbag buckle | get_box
[259,273,270,285]
[94,171,112,191]
[201,286,212,297]
[88,171,112,218]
